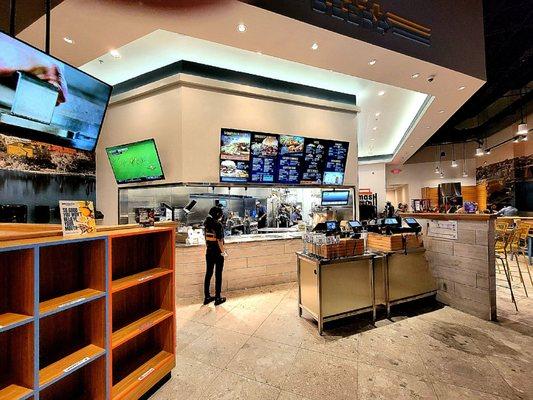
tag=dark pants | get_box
[205,252,224,298]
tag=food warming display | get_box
[219,128,349,185]
[106,139,165,184]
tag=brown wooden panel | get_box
[0,248,34,318]
[462,185,478,203]
[0,323,34,393]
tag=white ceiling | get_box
[18,0,485,165]
[81,29,429,158]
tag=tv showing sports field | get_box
[0,31,112,151]
[106,139,164,184]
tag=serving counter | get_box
[176,232,303,298]
[297,252,377,335]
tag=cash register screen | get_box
[326,221,338,231]
[348,220,361,228]
[384,218,398,225]
[405,218,418,225]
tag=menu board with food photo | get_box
[277,135,305,184]
[323,140,349,185]
[220,159,249,182]
[220,130,251,161]
[250,133,279,183]
[301,138,327,184]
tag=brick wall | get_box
[417,218,496,320]
[176,239,302,298]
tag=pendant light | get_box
[475,142,483,157]
[462,142,468,177]
[434,145,440,173]
[451,144,458,167]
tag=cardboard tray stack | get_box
[367,233,422,252]
[314,238,365,259]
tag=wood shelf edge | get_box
[0,384,33,400]
[112,351,175,400]
[38,344,105,389]
[39,289,105,317]
[112,309,173,349]
[0,313,33,333]
[112,268,172,293]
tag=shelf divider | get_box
[39,288,105,317]
[39,344,105,389]
[112,309,173,349]
[112,268,172,293]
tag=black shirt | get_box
[204,216,224,254]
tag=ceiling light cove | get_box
[237,23,247,32]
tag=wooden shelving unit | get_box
[109,228,176,400]
[0,225,175,400]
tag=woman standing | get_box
[203,207,226,306]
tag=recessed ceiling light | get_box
[378,90,385,96]
[438,110,445,114]
[411,73,420,79]
[372,126,377,131]
[63,36,74,44]
[410,145,414,148]
[237,23,247,32]
[426,126,431,129]
[311,42,319,51]
[368,59,377,66]
[375,112,381,117]
[458,85,466,91]
[256,51,262,55]
[109,49,121,59]
[371,138,375,141]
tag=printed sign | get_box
[59,200,96,236]
[427,220,458,240]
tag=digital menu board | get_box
[323,140,349,185]
[219,129,349,185]
[277,135,305,184]
[220,130,251,183]
[250,133,279,183]
[300,138,327,184]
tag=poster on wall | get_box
[250,133,279,183]
[59,200,96,235]
[277,135,304,184]
[323,140,349,185]
[220,130,251,182]
[300,138,327,184]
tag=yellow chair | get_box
[508,226,529,297]
[495,227,518,311]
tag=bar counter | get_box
[176,232,303,297]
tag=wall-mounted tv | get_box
[321,190,350,206]
[219,128,349,185]
[106,139,164,184]
[0,31,112,152]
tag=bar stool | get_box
[514,222,533,285]
[508,226,529,297]
[495,226,518,311]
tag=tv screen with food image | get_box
[106,139,164,184]
[250,132,279,183]
[0,31,112,152]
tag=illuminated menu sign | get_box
[301,138,327,184]
[323,141,349,185]
[250,133,279,183]
[277,135,305,184]
[219,130,251,183]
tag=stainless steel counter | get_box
[176,231,303,247]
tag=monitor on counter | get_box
[0,31,112,151]
[321,190,350,206]
[106,139,165,184]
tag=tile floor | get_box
[152,260,533,400]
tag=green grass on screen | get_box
[107,140,163,182]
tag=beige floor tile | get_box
[418,340,519,399]
[357,326,428,377]
[214,305,271,335]
[281,349,358,400]
[177,302,232,325]
[254,313,315,347]
[226,336,299,388]
[432,382,510,400]
[150,355,221,400]
[299,331,359,361]
[358,362,436,399]
[179,326,249,369]
[277,391,311,400]
[202,370,280,400]
[239,292,285,313]
[272,296,301,316]
[486,355,533,399]
[176,317,210,352]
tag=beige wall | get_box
[97,75,359,224]
[358,163,386,210]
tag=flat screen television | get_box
[321,190,350,206]
[0,31,112,151]
[106,139,164,184]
